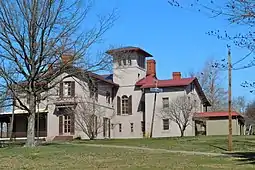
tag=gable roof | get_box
[64,66,118,87]
[135,74,210,106]
[17,66,119,88]
[106,46,153,57]
[194,111,241,118]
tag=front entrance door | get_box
[63,115,71,135]
[103,118,110,138]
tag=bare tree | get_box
[169,0,255,90]
[245,100,255,120]
[160,95,198,137]
[0,0,116,147]
[190,58,228,111]
[73,98,114,140]
[232,96,247,115]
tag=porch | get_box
[0,112,47,138]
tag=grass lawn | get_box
[0,143,255,170]
[75,135,255,153]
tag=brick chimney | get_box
[172,72,181,80]
[146,59,156,76]
[61,53,74,65]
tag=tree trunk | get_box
[9,104,15,141]
[180,130,184,137]
[26,94,36,147]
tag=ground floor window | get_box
[163,119,169,130]
[130,123,134,132]
[119,124,122,132]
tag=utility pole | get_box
[150,80,162,138]
[228,48,233,151]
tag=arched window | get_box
[121,95,129,114]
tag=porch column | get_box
[0,122,2,138]
[6,122,8,138]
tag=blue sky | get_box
[91,0,254,101]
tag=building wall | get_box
[46,73,116,140]
[206,118,243,136]
[111,86,144,139]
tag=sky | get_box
[89,0,255,101]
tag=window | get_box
[121,95,129,114]
[118,58,122,66]
[26,94,30,104]
[162,97,169,108]
[119,124,122,132]
[123,59,127,65]
[190,83,194,92]
[89,81,98,101]
[106,91,111,104]
[128,57,132,65]
[130,123,134,132]
[163,119,169,130]
[64,82,71,97]
[141,121,145,132]
[194,100,197,111]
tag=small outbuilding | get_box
[193,111,245,136]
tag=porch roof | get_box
[193,111,241,118]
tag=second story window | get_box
[117,95,132,115]
[128,57,132,65]
[117,58,122,66]
[59,81,75,98]
[64,82,71,97]
[121,95,128,114]
[106,91,110,104]
[162,97,169,108]
[123,59,127,65]
[88,80,98,101]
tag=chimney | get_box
[146,59,156,76]
[61,53,74,65]
[172,72,181,80]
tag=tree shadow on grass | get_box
[226,152,255,165]
[209,144,228,151]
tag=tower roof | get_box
[106,46,153,57]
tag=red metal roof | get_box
[135,75,211,106]
[194,111,241,118]
[135,74,195,88]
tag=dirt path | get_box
[70,143,230,157]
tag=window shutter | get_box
[59,116,63,135]
[70,113,75,135]
[59,82,63,98]
[71,81,75,97]
[128,95,132,115]
[117,96,121,115]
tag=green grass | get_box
[0,143,254,170]
[75,135,255,153]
